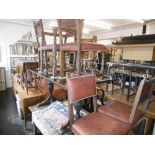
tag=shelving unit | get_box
[10,40,38,69]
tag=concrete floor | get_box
[0,88,32,135]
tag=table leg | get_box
[24,115,27,130]
[121,73,126,96]
[127,73,132,101]
[106,82,109,93]
[38,81,56,107]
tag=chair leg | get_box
[133,119,146,135]
[139,119,146,135]
[112,83,114,95]
[24,115,27,130]
[74,101,83,120]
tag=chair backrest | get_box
[59,19,76,35]
[57,19,84,43]
[129,77,155,124]
[33,19,46,47]
[57,19,84,77]
[67,74,96,103]
[67,74,97,126]
[57,19,84,35]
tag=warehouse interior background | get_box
[0,0,155,155]
[0,19,148,88]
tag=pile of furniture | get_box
[10,19,155,135]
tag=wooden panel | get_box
[123,47,154,61]
[152,47,155,60]
[108,44,155,62]
[16,60,38,74]
[61,42,106,51]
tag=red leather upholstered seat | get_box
[98,77,155,132]
[72,112,131,135]
[61,42,106,51]
[98,100,144,126]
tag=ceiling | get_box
[0,19,149,33]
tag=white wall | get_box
[0,21,35,88]
[94,25,143,45]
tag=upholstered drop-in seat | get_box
[98,100,144,126]
[61,42,106,51]
[72,112,131,135]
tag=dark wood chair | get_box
[16,60,39,94]
[67,74,132,135]
[57,19,83,77]
[33,20,67,103]
[98,77,155,134]
[34,19,59,73]
[57,19,106,77]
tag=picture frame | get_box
[10,57,24,68]
[10,57,38,68]
[0,67,6,91]
[0,46,1,62]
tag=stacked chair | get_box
[33,19,67,101]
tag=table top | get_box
[29,69,110,90]
[107,62,155,70]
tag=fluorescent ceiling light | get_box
[84,19,112,29]
[83,28,90,34]
[131,19,144,23]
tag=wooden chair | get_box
[98,77,155,134]
[34,20,67,102]
[34,19,59,73]
[67,74,132,135]
[57,19,106,77]
[57,19,83,77]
